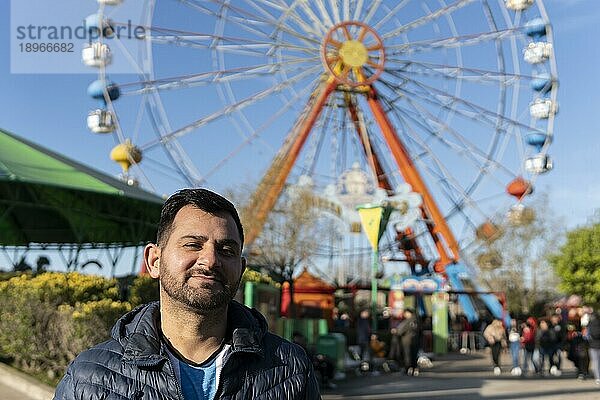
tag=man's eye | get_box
[220,247,237,256]
[184,243,201,249]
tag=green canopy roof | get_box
[0,128,164,246]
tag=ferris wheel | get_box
[83,0,557,278]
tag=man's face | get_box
[153,205,245,312]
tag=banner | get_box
[356,205,383,250]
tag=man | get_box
[54,188,321,399]
[396,308,420,376]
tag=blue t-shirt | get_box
[166,343,230,400]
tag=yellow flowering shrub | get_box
[242,269,280,287]
[0,272,129,383]
[0,272,119,306]
[128,275,159,307]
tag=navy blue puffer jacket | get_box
[54,301,321,399]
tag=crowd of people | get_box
[483,308,600,382]
[328,304,600,384]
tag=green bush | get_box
[0,272,129,384]
[128,275,159,307]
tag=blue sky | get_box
[0,0,598,248]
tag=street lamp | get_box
[356,203,392,332]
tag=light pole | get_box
[356,203,391,332]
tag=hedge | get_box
[0,272,133,383]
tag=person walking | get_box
[587,310,600,385]
[549,313,565,376]
[54,188,320,400]
[483,318,507,375]
[537,320,556,376]
[356,310,372,363]
[567,324,589,380]
[508,319,522,376]
[397,309,420,376]
[521,317,538,375]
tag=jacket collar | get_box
[114,301,266,367]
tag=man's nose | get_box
[196,243,219,267]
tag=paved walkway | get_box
[0,363,53,400]
[322,351,600,400]
[0,380,40,400]
[1,351,599,400]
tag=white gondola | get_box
[523,42,552,64]
[530,98,557,119]
[525,154,553,174]
[505,0,534,11]
[87,109,116,133]
[82,42,112,68]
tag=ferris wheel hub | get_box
[339,40,369,67]
[321,21,385,87]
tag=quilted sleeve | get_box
[53,366,76,400]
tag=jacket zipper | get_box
[214,347,251,399]
[213,348,234,399]
[165,355,185,400]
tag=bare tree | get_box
[232,184,341,317]
[468,193,562,315]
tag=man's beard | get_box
[160,263,240,312]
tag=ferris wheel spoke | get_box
[382,0,476,40]
[386,63,520,87]
[292,0,330,36]
[250,0,329,45]
[179,0,273,41]
[377,79,516,178]
[385,27,522,56]
[352,0,365,23]
[361,0,383,26]
[381,71,502,129]
[140,64,322,150]
[398,97,520,195]
[149,33,319,57]
[119,59,319,95]
[386,58,534,83]
[342,0,351,21]
[382,98,494,223]
[264,0,326,44]
[329,0,341,24]
[313,0,335,29]
[144,92,206,186]
[242,0,285,19]
[189,0,324,48]
[398,88,519,173]
[372,0,410,31]
[391,94,502,177]
[387,69,542,134]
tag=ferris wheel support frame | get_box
[243,77,338,247]
[244,82,460,272]
[346,94,429,268]
[365,86,460,272]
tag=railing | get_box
[448,331,486,352]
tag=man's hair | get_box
[156,188,244,248]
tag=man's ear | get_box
[144,243,161,279]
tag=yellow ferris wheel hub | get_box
[339,40,369,67]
